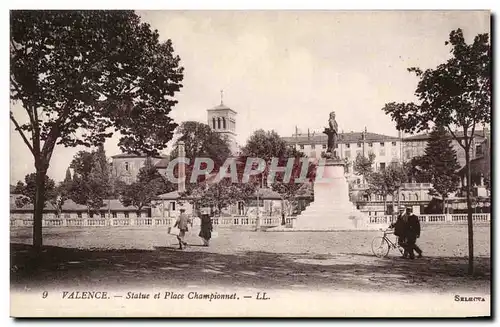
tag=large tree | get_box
[120,157,175,211]
[241,129,303,187]
[14,173,56,209]
[191,178,257,217]
[353,152,376,183]
[271,156,316,225]
[68,150,111,214]
[365,162,408,220]
[170,121,231,169]
[242,129,289,163]
[10,11,183,250]
[382,29,490,274]
[422,126,461,213]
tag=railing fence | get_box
[10,214,490,228]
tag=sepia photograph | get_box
[8,9,491,318]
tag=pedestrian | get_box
[198,208,213,247]
[389,206,409,257]
[405,207,423,259]
[173,208,191,250]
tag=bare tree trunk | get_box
[391,191,396,223]
[383,195,387,218]
[465,148,474,275]
[281,199,286,225]
[33,167,47,252]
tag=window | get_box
[125,162,129,171]
[222,117,226,129]
[346,144,350,149]
[392,141,397,146]
[380,142,385,147]
[124,212,129,218]
[379,162,386,171]
[380,148,386,156]
[344,150,351,158]
[100,211,106,218]
[357,143,362,148]
[322,144,327,149]
[77,212,82,218]
[356,150,362,157]
[112,212,117,218]
[368,142,373,147]
[212,117,216,129]
[299,144,304,150]
[171,201,176,211]
[311,144,316,149]
[475,144,483,156]
[217,117,221,129]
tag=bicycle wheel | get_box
[371,237,390,258]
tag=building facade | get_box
[111,154,169,184]
[282,129,403,175]
[402,129,490,168]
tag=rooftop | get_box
[10,196,146,212]
[403,129,488,142]
[111,153,169,159]
[282,131,400,145]
[207,103,237,114]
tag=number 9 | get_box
[42,291,48,298]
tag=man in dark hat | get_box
[174,208,191,250]
[389,206,409,257]
[405,206,423,259]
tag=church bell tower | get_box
[207,90,238,154]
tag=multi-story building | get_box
[111,154,169,184]
[402,129,490,168]
[282,128,403,174]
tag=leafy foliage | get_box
[191,178,257,214]
[10,10,183,248]
[241,129,290,163]
[353,152,376,177]
[67,148,112,212]
[170,121,231,169]
[14,173,56,208]
[421,126,461,206]
[381,28,490,274]
[119,157,176,210]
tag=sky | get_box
[9,10,490,183]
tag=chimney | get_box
[178,140,186,193]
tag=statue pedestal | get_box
[283,159,372,231]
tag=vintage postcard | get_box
[9,10,491,317]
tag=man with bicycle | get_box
[405,206,423,259]
[390,206,409,257]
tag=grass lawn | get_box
[10,224,491,293]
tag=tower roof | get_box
[207,103,237,114]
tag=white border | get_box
[2,1,498,326]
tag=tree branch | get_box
[445,125,466,150]
[10,112,35,156]
[10,77,37,128]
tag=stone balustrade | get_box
[10,214,489,228]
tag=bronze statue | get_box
[323,111,338,157]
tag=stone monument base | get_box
[268,158,379,232]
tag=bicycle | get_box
[371,229,405,258]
